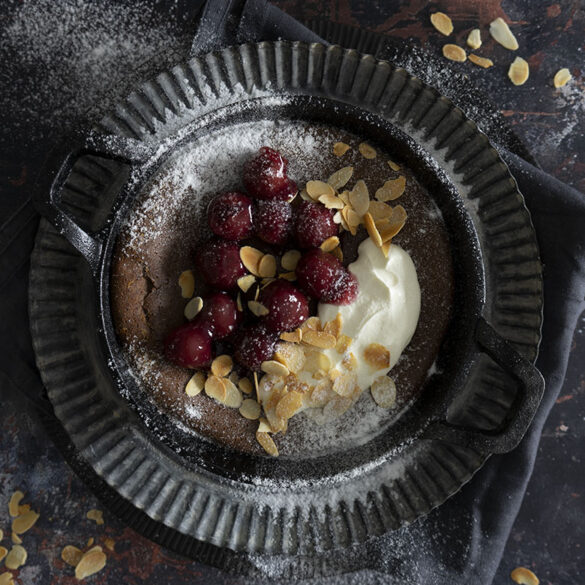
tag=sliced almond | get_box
[275,391,304,420]
[333,372,359,397]
[336,334,353,354]
[281,250,301,271]
[75,548,107,580]
[103,538,115,552]
[0,572,14,585]
[301,316,322,332]
[248,300,269,317]
[256,431,279,456]
[306,180,334,199]
[61,545,84,567]
[327,166,353,190]
[11,534,21,545]
[371,375,397,408]
[319,193,345,209]
[364,212,383,247]
[184,296,203,320]
[261,360,290,377]
[323,395,353,419]
[331,246,343,261]
[342,352,358,371]
[364,343,391,369]
[278,271,296,281]
[240,246,264,276]
[466,28,482,49]
[333,142,351,156]
[468,54,494,69]
[253,371,259,392]
[323,313,343,338]
[228,371,239,386]
[239,399,261,420]
[0,530,3,542]
[553,68,571,88]
[508,57,530,86]
[0,547,7,563]
[205,375,226,402]
[368,200,393,220]
[299,188,312,201]
[221,378,243,408]
[236,292,243,312]
[511,567,540,585]
[178,270,195,299]
[258,254,276,278]
[375,176,406,201]
[442,44,467,62]
[86,538,95,548]
[86,509,104,526]
[381,240,392,257]
[349,180,370,216]
[17,505,30,515]
[303,330,337,349]
[237,274,256,292]
[12,510,39,535]
[343,206,361,230]
[280,328,302,343]
[338,190,350,205]
[387,160,400,171]
[490,17,519,50]
[358,142,377,159]
[378,217,406,242]
[320,236,340,253]
[238,377,253,394]
[8,491,24,518]
[257,417,272,433]
[430,12,453,36]
[304,351,331,374]
[274,342,306,373]
[185,371,206,396]
[4,545,27,570]
[211,354,233,378]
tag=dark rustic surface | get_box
[0,1,583,584]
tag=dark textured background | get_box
[1,1,583,584]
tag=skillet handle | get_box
[423,317,545,454]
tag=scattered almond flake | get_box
[256,431,279,456]
[281,250,301,271]
[490,17,519,50]
[301,316,322,332]
[185,371,206,396]
[343,206,361,230]
[332,210,343,224]
[0,547,7,562]
[442,44,467,62]
[11,534,21,545]
[304,350,331,374]
[323,313,343,338]
[239,398,261,420]
[349,180,370,216]
[468,54,494,68]
[236,292,243,312]
[178,270,195,299]
[12,510,39,535]
[238,377,253,394]
[280,329,302,343]
[303,330,337,349]
[508,57,530,86]
[467,28,482,49]
[248,300,269,317]
[364,343,391,369]
[387,160,400,171]
[4,545,27,570]
[204,375,226,402]
[320,236,340,252]
[331,246,343,261]
[260,278,275,289]
[211,354,233,378]
[318,193,345,209]
[103,538,115,552]
[75,547,107,580]
[274,342,306,373]
[368,200,393,220]
[306,179,334,199]
[86,538,94,548]
[378,217,406,242]
[327,166,354,190]
[61,545,84,567]
[364,212,383,247]
[371,376,397,408]
[553,68,572,88]
[17,505,30,515]
[0,572,14,585]
[333,142,351,156]
[338,190,350,205]
[375,176,406,201]
[310,380,333,407]
[237,274,256,292]
[342,352,358,371]
[0,530,3,540]
[358,142,377,159]
[8,492,24,518]
[430,12,453,36]
[257,417,272,433]
[329,368,341,381]
[261,360,290,377]
[336,334,353,354]
[299,188,312,201]
[275,391,304,420]
[332,372,358,397]
[258,254,277,278]
[184,296,203,320]
[240,246,264,275]
[221,378,243,408]
[323,395,353,419]
[86,509,104,526]
[278,271,297,281]
[511,567,540,585]
[381,240,392,257]
[253,371,259,392]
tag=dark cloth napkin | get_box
[1,0,585,583]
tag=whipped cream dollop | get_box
[318,238,421,390]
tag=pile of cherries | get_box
[164,147,358,372]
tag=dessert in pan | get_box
[111,120,454,456]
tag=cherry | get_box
[164,322,213,369]
[243,146,290,200]
[233,323,278,371]
[207,191,253,241]
[274,177,298,202]
[255,200,293,246]
[195,238,246,290]
[323,270,359,305]
[195,292,240,339]
[294,201,338,249]
[260,280,309,332]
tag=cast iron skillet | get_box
[30,42,544,565]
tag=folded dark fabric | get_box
[1,1,584,583]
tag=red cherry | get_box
[254,200,293,246]
[323,270,359,305]
[260,280,309,332]
[233,323,278,371]
[207,191,253,241]
[274,177,298,202]
[195,292,240,339]
[195,238,246,290]
[243,146,290,200]
[294,201,338,249]
[164,323,213,368]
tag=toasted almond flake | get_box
[260,278,276,289]
[247,300,268,317]
[332,210,343,224]
[75,548,107,580]
[205,375,226,402]
[86,509,104,526]
[86,538,95,548]
[306,180,334,199]
[238,377,253,394]
[184,296,203,320]
[467,28,482,49]
[371,375,397,408]
[12,510,39,535]
[387,160,400,171]
[278,329,301,344]
[303,330,337,349]
[299,188,312,201]
[333,142,351,156]
[0,547,7,563]
[211,354,233,378]
[103,538,115,552]
[61,545,84,567]
[275,391,304,420]
[253,371,259,392]
[508,57,530,85]
[342,352,358,371]
[468,54,494,68]
[11,534,21,545]
[178,270,195,299]
[236,292,243,312]
[442,44,467,62]
[229,371,239,386]
[364,212,383,247]
[0,530,3,540]
[430,12,453,36]
[349,180,370,216]
[553,68,572,88]
[358,142,377,159]
[304,351,331,374]
[258,254,277,278]
[17,505,30,515]
[185,371,206,396]
[343,206,361,229]
[239,399,261,420]
[332,372,358,397]
[237,274,256,292]
[0,573,14,585]
[323,313,343,338]
[257,417,272,433]
[336,334,353,354]
[323,395,353,418]
[511,567,540,585]
[261,360,290,377]
[364,343,391,369]
[320,236,340,252]
[381,240,392,257]
[375,176,406,201]
[368,200,393,220]
[490,17,519,50]
[8,492,24,518]
[274,342,306,373]
[378,217,406,241]
[327,166,354,190]
[338,190,350,205]
[281,250,301,271]
[5,545,27,570]
[240,246,264,275]
[318,193,345,209]
[256,431,279,456]
[221,378,243,408]
[331,246,344,261]
[277,272,295,283]
[301,316,322,332]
